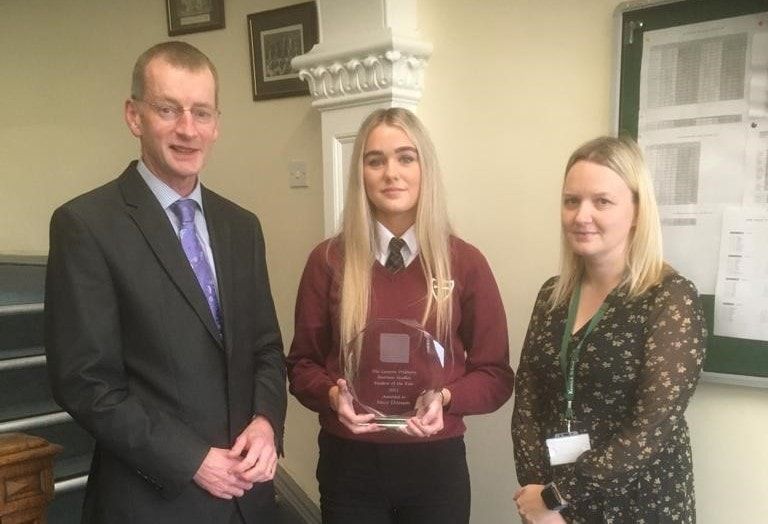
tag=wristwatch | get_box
[541,482,568,511]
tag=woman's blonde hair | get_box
[549,135,667,308]
[339,108,453,354]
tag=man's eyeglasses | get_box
[134,99,219,125]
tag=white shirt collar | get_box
[137,159,203,211]
[374,222,419,267]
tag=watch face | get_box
[542,483,566,511]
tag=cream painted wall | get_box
[0,0,324,504]
[3,1,766,523]
[417,1,768,523]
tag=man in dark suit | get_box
[44,41,286,523]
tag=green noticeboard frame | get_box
[617,0,768,387]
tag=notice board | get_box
[618,0,768,386]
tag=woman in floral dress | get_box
[512,136,706,523]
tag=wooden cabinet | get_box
[0,433,61,524]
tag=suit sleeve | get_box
[45,205,209,500]
[248,216,287,453]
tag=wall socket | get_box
[289,160,308,188]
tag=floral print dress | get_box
[511,271,706,523]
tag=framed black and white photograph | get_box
[247,2,319,101]
[166,0,225,36]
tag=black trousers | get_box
[316,431,471,524]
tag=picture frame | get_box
[166,0,225,36]
[247,2,319,101]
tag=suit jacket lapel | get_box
[118,164,223,347]
[202,187,234,356]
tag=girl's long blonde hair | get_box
[549,136,668,309]
[339,108,453,354]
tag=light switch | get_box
[289,160,308,188]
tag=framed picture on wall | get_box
[247,2,319,101]
[166,0,225,36]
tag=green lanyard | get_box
[559,282,608,433]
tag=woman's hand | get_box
[513,484,566,524]
[401,389,445,438]
[329,379,384,434]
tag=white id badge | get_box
[546,433,591,466]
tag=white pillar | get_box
[292,0,432,235]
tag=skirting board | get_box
[701,371,768,389]
[275,464,321,523]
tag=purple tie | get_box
[171,199,222,334]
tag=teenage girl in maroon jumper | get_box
[287,108,514,523]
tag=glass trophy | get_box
[343,318,451,429]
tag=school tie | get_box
[385,237,407,273]
[171,199,223,334]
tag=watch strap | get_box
[541,482,567,511]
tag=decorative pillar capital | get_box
[293,35,432,110]
[290,0,432,234]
